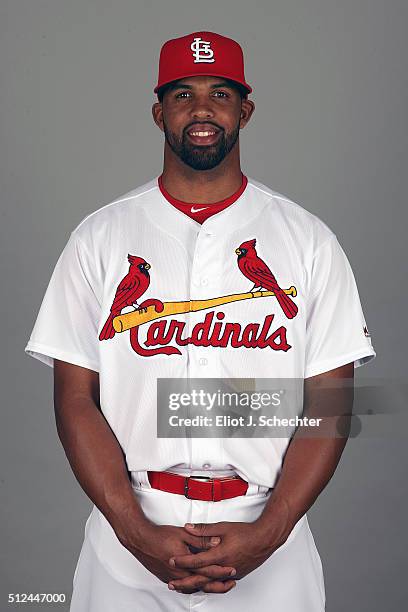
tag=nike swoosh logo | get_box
[191,206,209,213]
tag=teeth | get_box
[190,131,216,137]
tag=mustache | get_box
[183,122,224,134]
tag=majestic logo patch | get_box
[190,37,215,63]
[363,325,371,338]
[99,239,298,358]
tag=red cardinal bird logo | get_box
[235,238,298,319]
[99,254,151,341]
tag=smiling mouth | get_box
[189,130,217,137]
[186,126,222,146]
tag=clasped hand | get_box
[167,519,280,594]
[123,517,282,595]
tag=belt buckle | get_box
[184,475,213,500]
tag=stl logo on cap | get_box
[190,37,215,63]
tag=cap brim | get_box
[154,73,252,94]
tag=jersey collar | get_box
[157,173,248,224]
[144,175,268,241]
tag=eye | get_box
[175,91,191,99]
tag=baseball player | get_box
[25,31,376,611]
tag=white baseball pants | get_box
[69,470,325,611]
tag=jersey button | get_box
[202,463,211,469]
[198,357,208,366]
[200,277,209,286]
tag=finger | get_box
[184,522,223,537]
[169,585,201,594]
[168,574,214,594]
[169,549,222,570]
[184,532,221,551]
[201,579,237,593]
[190,565,236,580]
[169,568,194,580]
[171,565,237,587]
[188,543,220,555]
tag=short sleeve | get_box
[24,231,101,372]
[304,234,376,378]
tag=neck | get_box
[160,141,244,204]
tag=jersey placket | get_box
[186,222,224,470]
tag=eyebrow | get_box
[166,81,235,92]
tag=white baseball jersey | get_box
[25,176,376,488]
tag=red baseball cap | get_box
[154,31,252,95]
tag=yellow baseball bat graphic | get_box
[112,287,297,333]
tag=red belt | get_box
[147,471,248,502]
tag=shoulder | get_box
[246,177,336,251]
[69,177,160,246]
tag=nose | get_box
[189,95,215,120]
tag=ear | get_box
[152,101,165,132]
[239,99,255,129]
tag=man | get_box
[25,31,376,611]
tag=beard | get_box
[163,121,240,170]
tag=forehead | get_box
[166,75,238,90]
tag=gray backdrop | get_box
[1,0,407,610]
